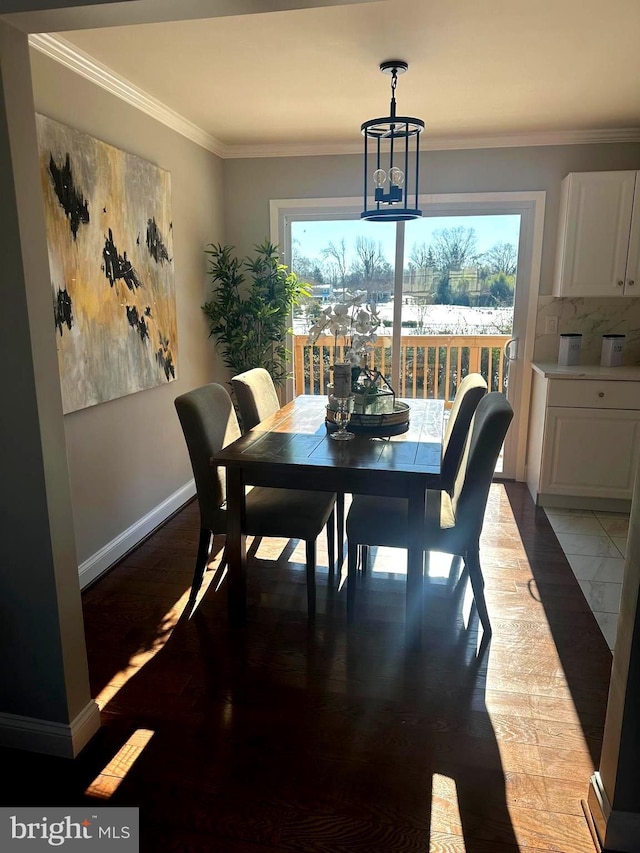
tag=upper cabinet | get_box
[553,170,640,297]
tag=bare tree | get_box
[406,242,437,299]
[413,296,433,333]
[353,237,383,280]
[323,261,340,289]
[351,237,393,299]
[321,239,349,287]
[291,237,312,279]
[408,242,436,271]
[481,241,518,276]
[433,226,478,271]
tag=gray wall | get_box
[0,22,93,733]
[224,144,640,294]
[31,50,225,567]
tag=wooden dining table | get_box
[212,394,445,640]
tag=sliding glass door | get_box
[275,192,545,480]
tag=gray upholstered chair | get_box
[175,382,337,616]
[440,372,488,492]
[357,372,487,576]
[346,392,513,632]
[231,367,346,568]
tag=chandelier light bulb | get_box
[373,168,387,188]
[389,166,405,187]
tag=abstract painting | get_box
[36,114,177,414]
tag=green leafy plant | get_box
[202,240,311,387]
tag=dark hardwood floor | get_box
[1,482,611,852]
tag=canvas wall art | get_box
[36,114,177,414]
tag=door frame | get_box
[271,190,546,482]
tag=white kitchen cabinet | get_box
[553,170,640,297]
[527,366,640,510]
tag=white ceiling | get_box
[31,0,640,155]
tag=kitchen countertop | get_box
[532,362,640,380]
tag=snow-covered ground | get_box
[376,302,512,334]
[294,302,513,336]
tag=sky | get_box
[292,214,521,265]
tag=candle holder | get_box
[330,395,355,441]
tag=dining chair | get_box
[231,367,280,432]
[440,372,488,492]
[346,392,514,632]
[174,382,337,616]
[231,367,346,568]
[357,372,486,577]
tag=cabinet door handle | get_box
[618,280,625,287]
[628,280,635,287]
[598,392,605,397]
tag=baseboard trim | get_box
[538,493,632,513]
[582,797,602,852]
[588,774,609,851]
[588,772,640,853]
[0,700,101,758]
[78,480,196,589]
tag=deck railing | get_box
[293,334,510,407]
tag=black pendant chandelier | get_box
[360,60,424,222]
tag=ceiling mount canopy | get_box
[360,60,424,222]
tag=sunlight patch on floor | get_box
[94,590,192,709]
[431,774,464,839]
[85,729,154,799]
[253,536,335,571]
[362,547,457,579]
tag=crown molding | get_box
[424,127,640,151]
[223,140,363,158]
[29,33,226,157]
[30,34,640,160]
[227,127,640,159]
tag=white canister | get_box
[558,334,582,366]
[601,334,625,367]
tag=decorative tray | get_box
[325,401,410,437]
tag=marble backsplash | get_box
[534,297,640,365]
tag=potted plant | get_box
[202,240,310,387]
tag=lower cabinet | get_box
[527,373,640,509]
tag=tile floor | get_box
[543,507,629,651]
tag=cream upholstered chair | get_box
[231,367,281,432]
[175,382,337,616]
[231,367,346,567]
[346,392,513,632]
